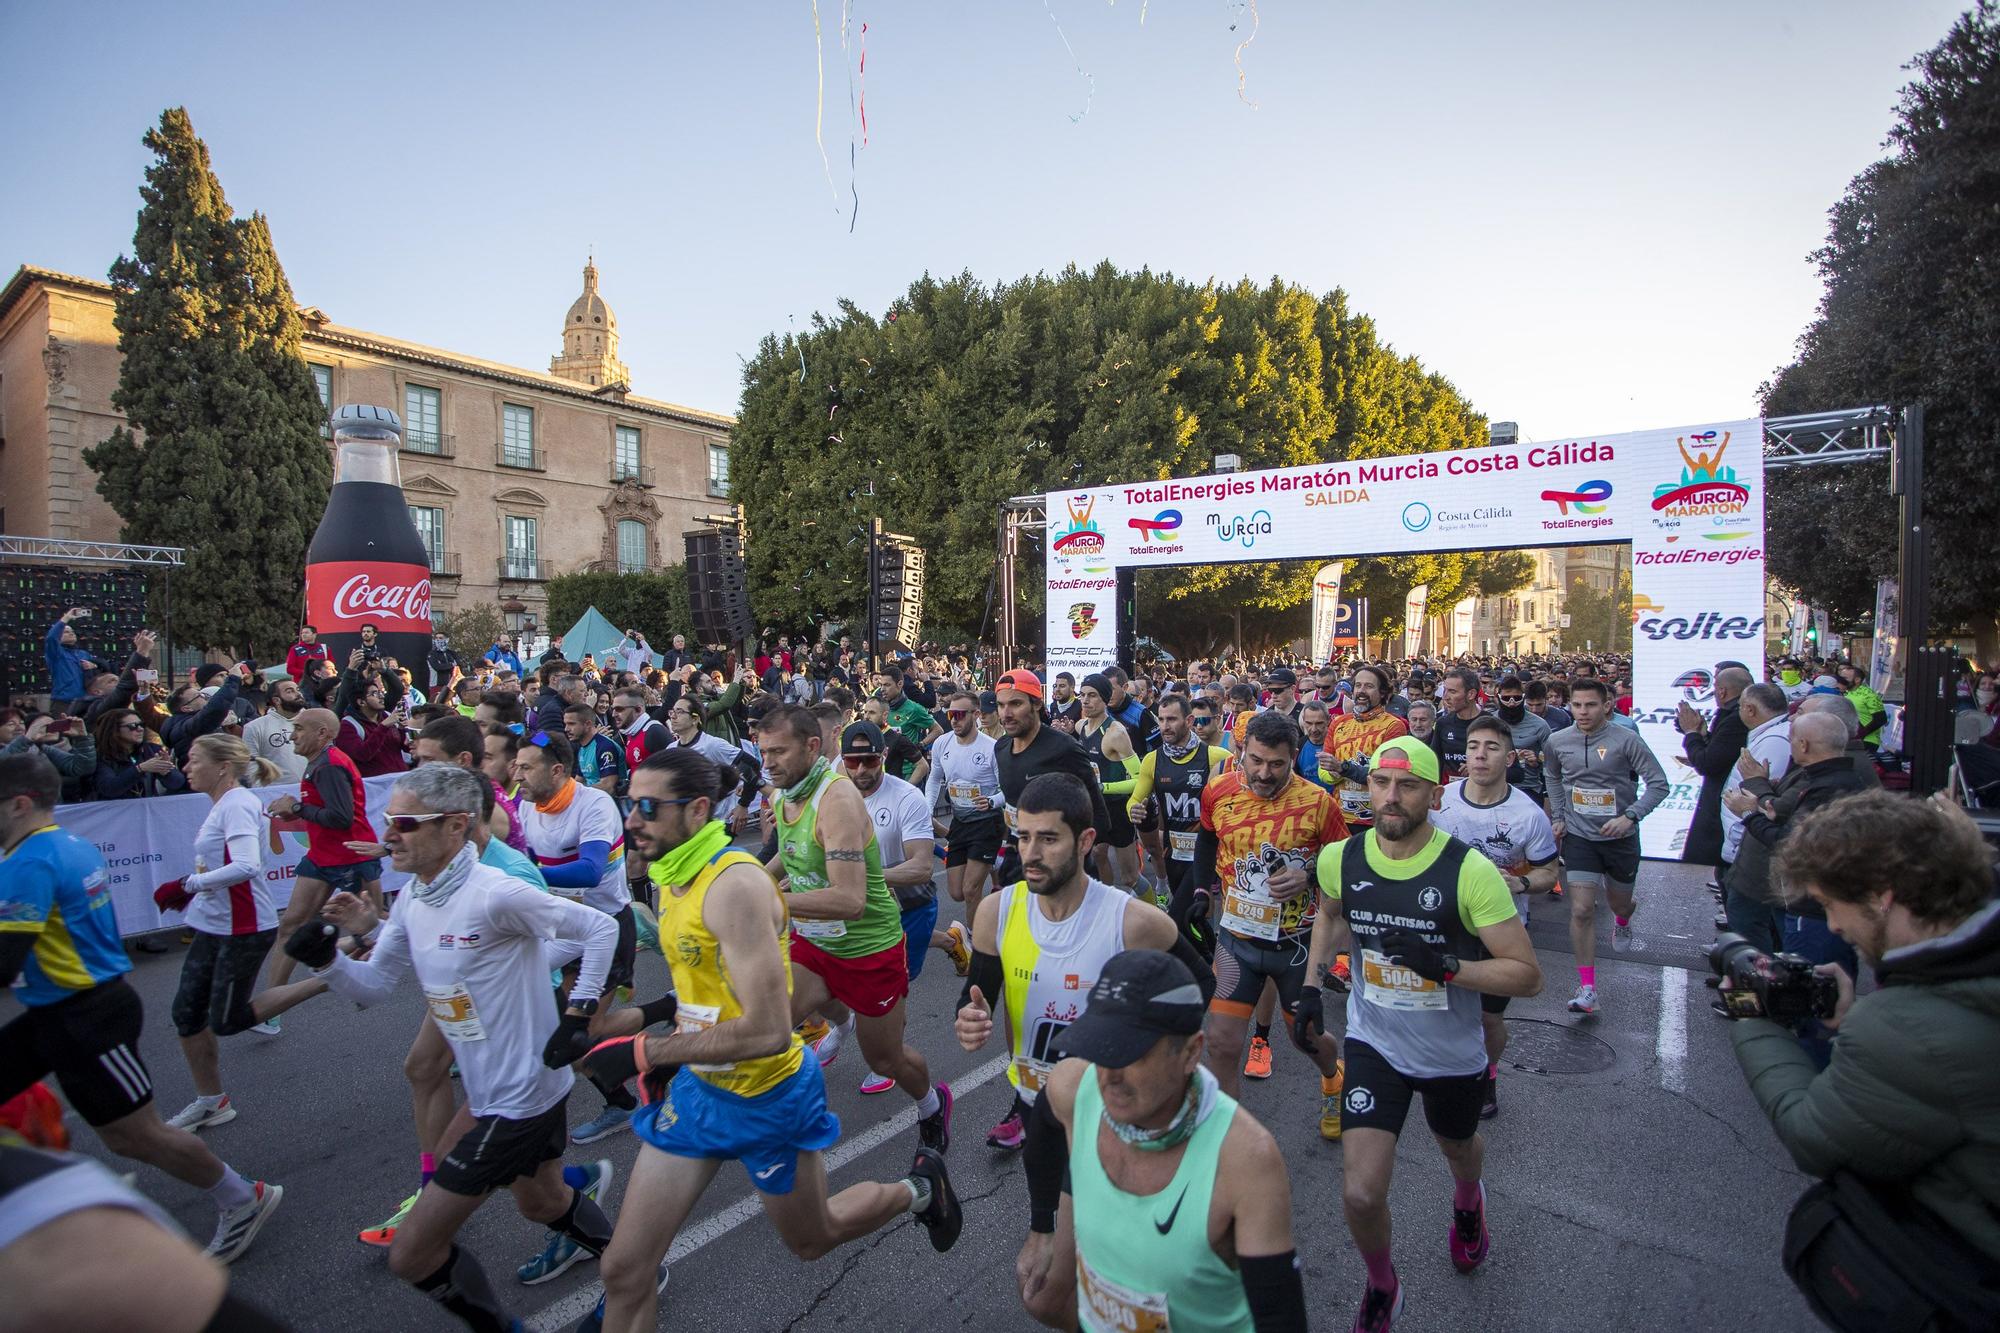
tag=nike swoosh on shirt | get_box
[1154,1184,1189,1234]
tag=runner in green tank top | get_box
[1016,950,1309,1332]
[755,704,955,1156]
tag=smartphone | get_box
[135,669,158,684]
[51,717,80,734]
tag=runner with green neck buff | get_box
[755,703,954,1153]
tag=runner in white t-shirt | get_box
[1431,714,1559,1121]
[514,732,640,1147]
[288,764,627,1333]
[923,690,1004,962]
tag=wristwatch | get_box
[567,996,600,1018]
[1439,953,1460,984]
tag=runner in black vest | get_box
[1295,736,1543,1333]
[1122,693,1225,913]
[992,670,1111,889]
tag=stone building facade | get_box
[0,261,733,634]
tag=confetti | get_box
[1042,0,1095,123]
[810,0,841,213]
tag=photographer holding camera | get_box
[1724,789,2000,1330]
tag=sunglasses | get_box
[842,755,883,770]
[945,710,971,720]
[632,795,696,819]
[1498,695,1523,704]
[386,813,453,833]
[1189,715,1216,726]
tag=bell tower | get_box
[549,257,631,389]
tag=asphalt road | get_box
[18,860,1829,1332]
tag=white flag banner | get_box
[1869,578,1899,695]
[1309,563,1345,666]
[1451,597,1475,656]
[1403,584,1429,659]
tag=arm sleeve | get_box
[319,914,413,1008]
[488,882,619,1005]
[1192,826,1221,892]
[959,948,1003,1015]
[1241,1252,1308,1333]
[1023,1089,1069,1233]
[1125,753,1158,812]
[296,763,355,829]
[1169,931,1216,1004]
[1101,753,1142,797]
[539,841,610,890]
[1626,733,1671,820]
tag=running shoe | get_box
[801,1018,842,1069]
[1351,1279,1403,1333]
[1548,881,1564,899]
[205,1180,283,1265]
[1319,1063,1345,1142]
[573,1260,670,1333]
[571,1105,633,1145]
[250,1018,281,1036]
[516,1159,613,1285]
[907,1148,963,1252]
[942,922,973,977]
[859,1071,896,1095]
[1479,1071,1498,1121]
[1567,984,1598,1015]
[917,1082,954,1155]
[1450,1181,1490,1273]
[167,1096,236,1131]
[1611,922,1647,953]
[1243,1036,1274,1081]
[358,1192,418,1248]
[1330,953,1352,992]
[986,1108,1025,1151]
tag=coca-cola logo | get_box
[333,573,432,624]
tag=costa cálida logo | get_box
[306,561,434,631]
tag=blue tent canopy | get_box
[556,606,659,668]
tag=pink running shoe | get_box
[859,1071,896,1095]
[1450,1182,1490,1273]
[1352,1279,1402,1332]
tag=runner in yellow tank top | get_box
[579,747,966,1332]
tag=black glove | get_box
[1291,985,1325,1054]
[1380,929,1452,984]
[1186,889,1210,925]
[283,921,338,970]
[581,1036,678,1105]
[541,1010,596,1069]
[1337,756,1372,786]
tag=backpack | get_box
[1783,1170,2000,1331]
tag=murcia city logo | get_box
[1068,603,1099,639]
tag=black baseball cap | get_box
[977,690,998,713]
[840,720,885,757]
[1263,667,1298,688]
[1053,950,1206,1068]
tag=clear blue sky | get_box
[0,1,1967,440]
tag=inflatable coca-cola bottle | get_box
[303,404,434,674]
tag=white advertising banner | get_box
[1308,563,1345,666]
[1869,578,1899,695]
[1042,417,1766,859]
[1403,584,1430,659]
[64,775,413,937]
[1450,597,1475,656]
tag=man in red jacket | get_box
[285,625,329,683]
[262,708,382,993]
[333,650,411,778]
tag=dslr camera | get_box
[1706,932,1839,1025]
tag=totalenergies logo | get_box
[1127,509,1182,543]
[1051,494,1106,563]
[1653,431,1751,537]
[1541,478,1613,515]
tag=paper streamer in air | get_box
[810,0,841,213]
[858,22,869,146]
[1042,0,1094,123]
[1227,0,1260,109]
[840,1,861,233]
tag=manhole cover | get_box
[1501,1018,1618,1075]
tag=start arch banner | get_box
[1043,417,1766,859]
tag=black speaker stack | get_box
[683,527,756,649]
[871,535,924,653]
[0,565,152,704]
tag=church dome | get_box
[566,259,616,333]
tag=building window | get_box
[614,426,641,481]
[616,520,647,574]
[410,505,445,570]
[504,515,538,579]
[707,443,729,496]
[405,385,442,451]
[502,403,536,468]
[309,363,333,437]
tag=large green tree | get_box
[84,108,330,662]
[731,265,1531,655]
[1761,3,2000,663]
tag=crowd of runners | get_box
[8,642,1855,1332]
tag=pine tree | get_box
[84,108,330,663]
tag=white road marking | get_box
[1656,966,1687,1094]
[525,1054,1010,1332]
